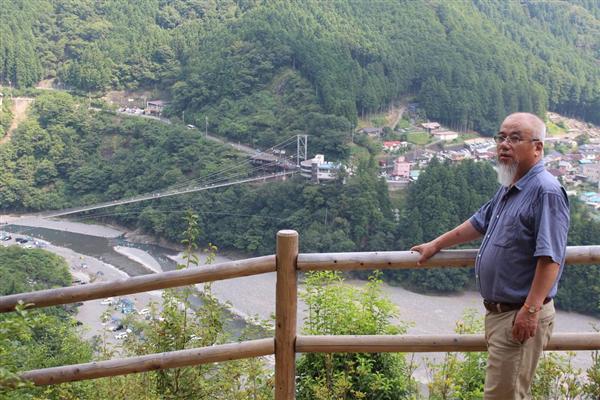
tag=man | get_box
[411,113,569,399]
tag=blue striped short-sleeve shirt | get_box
[469,161,570,303]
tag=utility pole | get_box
[182,110,185,124]
[205,116,208,137]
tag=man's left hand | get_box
[512,308,538,343]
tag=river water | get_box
[3,224,178,275]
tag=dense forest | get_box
[2,0,600,152]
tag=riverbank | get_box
[3,216,598,375]
[114,245,163,273]
[1,215,124,238]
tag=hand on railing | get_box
[410,242,440,266]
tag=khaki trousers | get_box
[483,300,555,400]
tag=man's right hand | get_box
[410,242,440,266]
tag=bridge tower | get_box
[296,135,308,167]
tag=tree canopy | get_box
[1,0,599,153]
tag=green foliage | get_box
[0,96,12,136]
[0,91,246,214]
[396,117,411,130]
[0,246,70,295]
[426,310,486,400]
[296,271,418,399]
[425,312,600,399]
[585,350,600,399]
[391,159,498,292]
[406,131,431,146]
[556,198,600,316]
[547,120,568,137]
[0,248,94,399]
[3,0,600,155]
[531,351,599,399]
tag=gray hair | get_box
[505,112,546,142]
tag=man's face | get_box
[495,115,542,183]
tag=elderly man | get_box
[411,112,569,399]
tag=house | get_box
[579,144,600,156]
[146,100,167,115]
[443,149,471,162]
[581,162,600,183]
[300,154,340,183]
[581,191,600,209]
[464,138,494,151]
[474,148,495,160]
[409,170,421,181]
[383,141,408,152]
[392,157,411,178]
[432,130,458,141]
[405,149,432,165]
[543,151,563,164]
[421,122,440,133]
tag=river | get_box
[2,217,598,379]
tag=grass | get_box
[406,131,431,145]
[349,142,371,163]
[547,120,568,137]
[395,118,411,130]
[370,116,387,127]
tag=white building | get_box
[300,154,340,183]
[432,130,458,141]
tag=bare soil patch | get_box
[1,97,34,144]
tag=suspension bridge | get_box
[26,134,309,219]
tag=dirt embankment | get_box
[1,97,34,144]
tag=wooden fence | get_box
[2,230,600,398]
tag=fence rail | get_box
[2,231,599,399]
[0,255,275,312]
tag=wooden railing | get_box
[2,230,600,398]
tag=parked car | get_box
[108,323,124,332]
[0,234,11,241]
[100,297,114,306]
[114,328,132,340]
[114,332,128,340]
[15,237,28,244]
[138,308,150,316]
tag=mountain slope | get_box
[1,0,599,154]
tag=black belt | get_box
[483,297,551,313]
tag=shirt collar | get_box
[512,160,545,191]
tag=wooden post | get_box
[275,230,298,399]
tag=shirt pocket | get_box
[492,219,516,248]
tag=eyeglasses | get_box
[493,135,541,145]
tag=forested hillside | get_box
[0,92,246,216]
[2,0,600,154]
